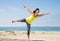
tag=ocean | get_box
[0,27,60,32]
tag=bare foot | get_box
[12,21,15,23]
[28,38,30,41]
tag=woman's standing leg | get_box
[26,23,31,40]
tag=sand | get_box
[0,31,60,41]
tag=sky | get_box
[0,0,60,27]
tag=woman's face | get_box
[35,10,40,14]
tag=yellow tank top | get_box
[26,14,37,24]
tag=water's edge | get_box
[0,27,60,31]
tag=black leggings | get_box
[17,19,31,38]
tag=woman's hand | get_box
[23,5,33,14]
[45,12,52,15]
[23,5,26,8]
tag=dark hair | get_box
[33,8,39,13]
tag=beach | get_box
[0,31,60,41]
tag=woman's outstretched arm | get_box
[37,12,52,17]
[23,5,33,14]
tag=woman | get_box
[12,5,51,40]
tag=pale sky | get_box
[0,0,60,27]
